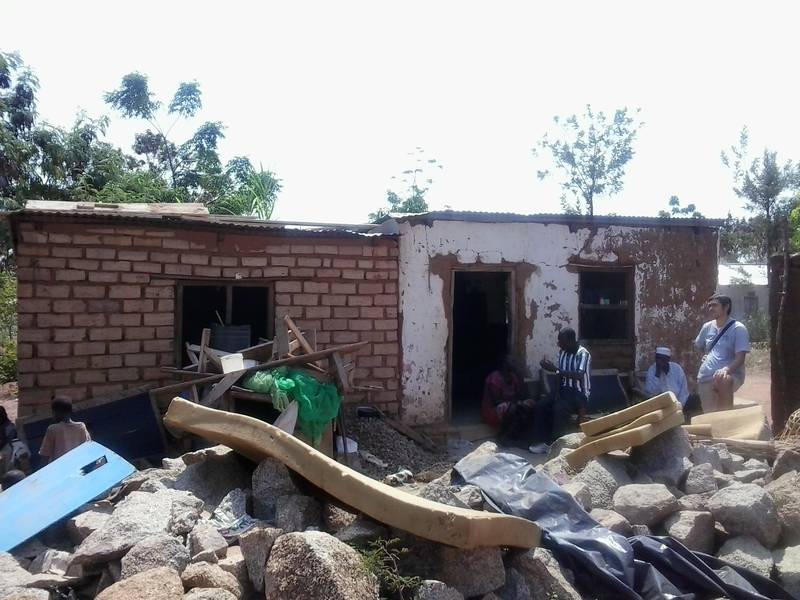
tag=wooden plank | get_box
[198,328,211,375]
[0,442,136,552]
[200,371,244,408]
[331,352,352,393]
[25,200,209,215]
[275,314,290,358]
[687,437,778,462]
[153,342,369,397]
[238,339,275,361]
[285,314,315,356]
[580,392,677,437]
[567,410,686,469]
[582,403,682,443]
[164,398,540,550]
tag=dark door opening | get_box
[451,271,511,423]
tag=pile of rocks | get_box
[0,442,582,600]
[3,428,798,599]
[543,428,800,597]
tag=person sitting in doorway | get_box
[39,397,91,465]
[1,469,25,491]
[481,355,536,445]
[530,327,591,454]
[695,292,750,413]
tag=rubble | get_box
[181,562,243,599]
[707,484,781,547]
[511,547,581,600]
[683,463,717,494]
[662,511,715,554]
[765,470,800,544]
[274,494,322,532]
[334,517,389,545]
[172,446,252,510]
[773,544,800,598]
[629,427,692,487]
[66,503,115,544]
[612,484,679,526]
[120,534,190,579]
[184,589,238,600]
[322,503,359,533]
[573,455,632,509]
[251,458,300,520]
[773,449,800,479]
[188,523,228,561]
[414,580,464,600]
[238,526,281,593]
[434,546,505,598]
[264,531,379,599]
[561,481,592,511]
[717,536,774,578]
[589,509,633,536]
[95,567,184,600]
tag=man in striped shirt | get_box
[529,327,591,453]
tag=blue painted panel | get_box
[0,441,135,552]
[544,372,628,413]
[23,392,164,467]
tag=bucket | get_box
[220,353,245,373]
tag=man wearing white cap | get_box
[644,346,690,406]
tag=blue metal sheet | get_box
[0,441,135,552]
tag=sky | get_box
[4,1,800,223]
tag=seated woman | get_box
[481,356,535,444]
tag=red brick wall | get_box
[15,218,400,417]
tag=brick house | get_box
[9,203,722,426]
[8,202,400,418]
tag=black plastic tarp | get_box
[453,451,794,600]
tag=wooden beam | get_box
[200,371,243,408]
[198,328,211,375]
[331,352,352,393]
[285,314,315,356]
[154,342,369,397]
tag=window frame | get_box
[577,265,635,343]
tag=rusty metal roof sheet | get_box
[393,210,725,228]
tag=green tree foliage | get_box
[658,195,703,219]
[534,105,643,216]
[210,160,281,220]
[369,148,442,223]
[721,127,799,259]
[0,272,16,383]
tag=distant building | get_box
[717,263,768,320]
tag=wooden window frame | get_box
[577,265,635,344]
[174,280,275,366]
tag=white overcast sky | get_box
[4,1,800,223]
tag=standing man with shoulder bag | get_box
[694,293,750,413]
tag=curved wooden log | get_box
[164,398,540,550]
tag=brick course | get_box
[15,219,401,417]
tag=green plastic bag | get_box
[242,367,341,446]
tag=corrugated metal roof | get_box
[718,263,768,286]
[5,202,388,239]
[393,210,725,228]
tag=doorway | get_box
[450,271,511,423]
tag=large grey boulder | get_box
[434,546,505,598]
[188,523,228,561]
[612,484,679,526]
[181,562,242,599]
[684,463,717,495]
[630,427,692,487]
[510,547,581,600]
[252,458,300,520]
[414,580,465,600]
[121,534,190,579]
[264,531,379,599]
[0,589,50,599]
[96,567,184,600]
[66,503,115,544]
[275,494,321,532]
[589,509,633,536]
[773,545,800,598]
[773,449,800,479]
[173,446,251,511]
[72,490,202,565]
[717,536,773,578]
[708,484,781,547]
[765,471,800,544]
[733,468,769,484]
[238,526,282,593]
[574,456,632,510]
[169,494,204,537]
[663,511,715,554]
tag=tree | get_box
[721,127,799,260]
[369,147,442,222]
[210,160,281,220]
[533,105,643,216]
[658,195,703,219]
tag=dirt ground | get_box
[736,343,771,419]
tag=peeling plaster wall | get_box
[398,220,718,424]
